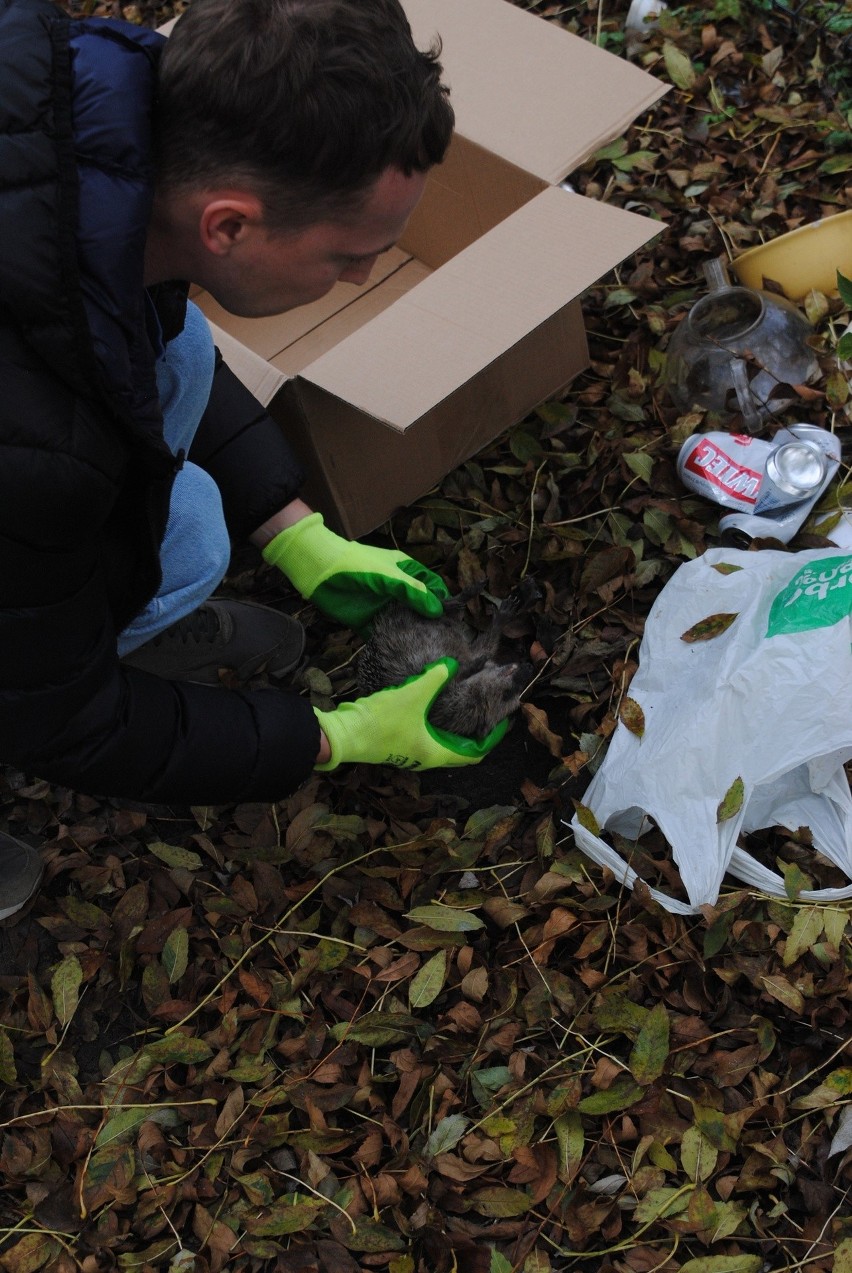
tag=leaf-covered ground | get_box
[3,2,852,1271]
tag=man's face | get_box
[213,166,428,318]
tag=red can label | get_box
[679,434,765,508]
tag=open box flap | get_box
[207,322,290,409]
[403,0,669,185]
[300,187,661,430]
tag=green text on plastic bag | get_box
[766,555,852,637]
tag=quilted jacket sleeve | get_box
[188,351,308,540]
[0,427,320,806]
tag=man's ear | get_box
[199,193,264,256]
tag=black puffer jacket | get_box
[0,0,321,802]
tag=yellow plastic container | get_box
[731,209,852,300]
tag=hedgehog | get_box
[356,579,538,738]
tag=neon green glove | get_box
[314,659,508,771]
[262,512,449,630]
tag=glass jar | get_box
[663,259,820,432]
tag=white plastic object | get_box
[569,547,852,913]
[625,0,667,32]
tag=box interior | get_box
[194,136,547,379]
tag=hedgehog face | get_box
[429,660,532,738]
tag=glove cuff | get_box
[313,703,360,771]
[262,512,341,585]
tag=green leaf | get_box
[51,953,82,1028]
[0,1233,63,1273]
[236,1171,276,1206]
[681,1125,718,1182]
[804,288,831,326]
[390,1259,416,1273]
[340,1218,406,1253]
[593,138,629,162]
[95,1105,155,1148]
[302,665,333,695]
[634,1187,691,1223]
[820,153,852,174]
[409,949,447,1009]
[624,451,654,483]
[471,1066,512,1107]
[716,777,745,823]
[554,1110,584,1183]
[837,332,852,361]
[711,562,743,575]
[578,1075,644,1114]
[834,1238,852,1273]
[101,1052,156,1105]
[612,150,658,173]
[783,906,824,966]
[604,287,639,309]
[825,368,849,408]
[779,859,813,901]
[509,428,545,463]
[405,903,484,932]
[245,1196,328,1236]
[144,1035,214,1065]
[711,1199,749,1240]
[838,272,852,307]
[643,506,674,546]
[315,938,350,971]
[58,895,110,929]
[315,812,369,841]
[822,907,848,951]
[629,1001,670,1084]
[607,394,646,423]
[162,926,189,984]
[703,909,735,958]
[470,1187,531,1218]
[649,1142,678,1171]
[463,804,519,840]
[663,41,697,90]
[424,1114,469,1158]
[691,1104,745,1153]
[490,1253,513,1273]
[574,802,601,837]
[118,1238,180,1269]
[331,1011,421,1048]
[593,992,649,1038]
[147,841,203,871]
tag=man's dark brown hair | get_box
[154,0,454,229]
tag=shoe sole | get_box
[0,860,44,922]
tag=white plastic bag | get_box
[569,547,852,914]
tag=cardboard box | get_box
[190,0,668,537]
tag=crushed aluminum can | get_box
[677,424,842,546]
[677,431,772,514]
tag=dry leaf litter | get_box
[3,1,852,1271]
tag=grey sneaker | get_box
[121,599,306,685]
[0,833,43,921]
